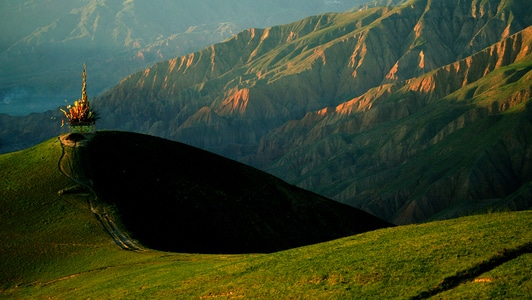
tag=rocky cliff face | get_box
[255,25,532,223]
[2,0,531,224]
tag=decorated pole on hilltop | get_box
[81,64,88,104]
[60,64,98,133]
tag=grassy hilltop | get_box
[1,134,532,298]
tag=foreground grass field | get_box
[1,137,531,298]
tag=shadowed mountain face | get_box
[69,131,392,254]
[1,0,532,224]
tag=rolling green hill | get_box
[1,135,531,298]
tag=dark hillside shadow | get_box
[85,131,393,254]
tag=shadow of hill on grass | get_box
[67,131,392,254]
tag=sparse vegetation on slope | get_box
[260,38,532,224]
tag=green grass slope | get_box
[0,137,116,288]
[1,135,532,298]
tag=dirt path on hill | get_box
[57,133,144,251]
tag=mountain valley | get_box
[1,0,532,224]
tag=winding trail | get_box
[57,133,144,251]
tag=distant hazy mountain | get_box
[1,0,531,224]
[0,0,365,115]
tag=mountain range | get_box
[1,0,532,224]
[0,0,363,115]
